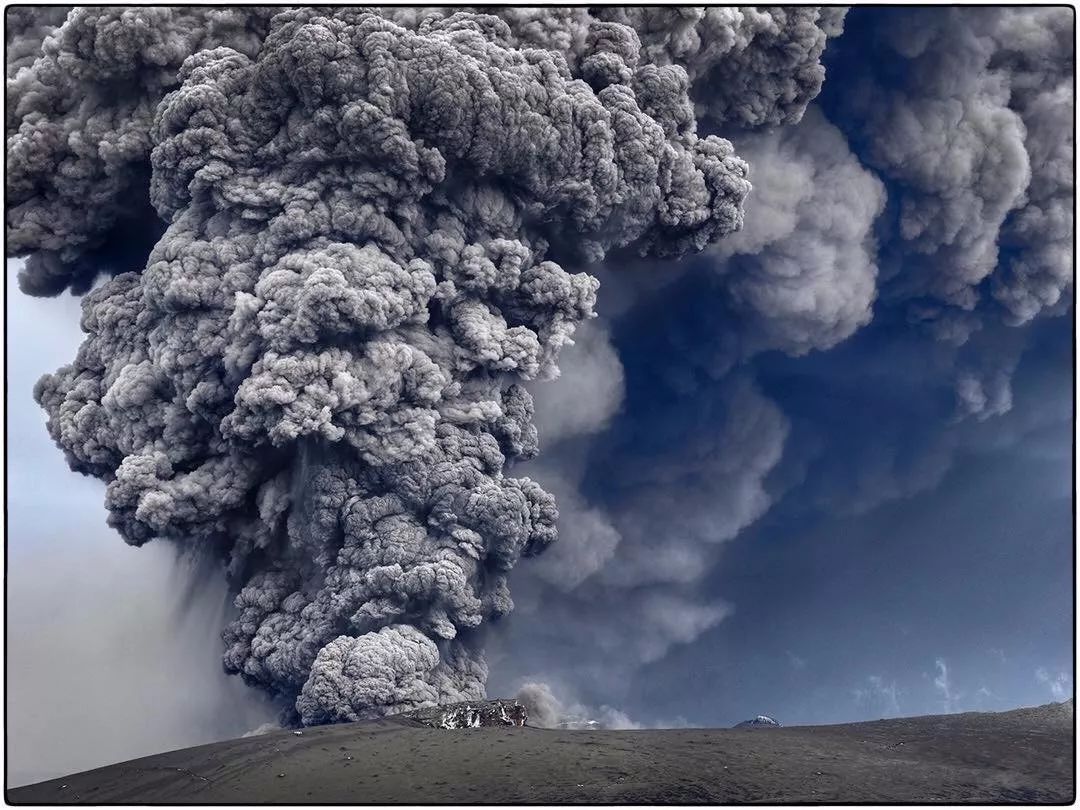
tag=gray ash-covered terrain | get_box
[8,700,1073,804]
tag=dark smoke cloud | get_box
[5,6,69,76]
[401,8,847,130]
[6,7,276,294]
[596,7,847,129]
[8,6,781,725]
[825,7,1074,334]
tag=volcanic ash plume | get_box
[11,8,751,724]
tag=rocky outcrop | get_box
[404,699,528,729]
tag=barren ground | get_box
[8,701,1073,804]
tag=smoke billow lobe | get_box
[596,7,846,129]
[827,7,1074,334]
[6,7,278,295]
[11,7,759,724]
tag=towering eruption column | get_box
[11,8,751,724]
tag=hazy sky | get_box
[5,4,1074,789]
[6,260,275,787]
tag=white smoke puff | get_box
[836,7,1073,327]
[709,106,886,358]
[954,370,1013,423]
[20,8,752,724]
[528,319,625,446]
[516,681,564,727]
[241,722,280,738]
[515,680,642,729]
[597,706,642,730]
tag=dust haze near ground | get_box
[5,543,276,787]
[8,701,1073,804]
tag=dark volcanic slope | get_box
[8,702,1073,804]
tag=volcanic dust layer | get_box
[8,701,1072,804]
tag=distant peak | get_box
[734,715,782,728]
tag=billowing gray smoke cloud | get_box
[6,5,844,299]
[595,7,847,128]
[410,7,847,130]
[5,6,68,76]
[6,7,277,295]
[834,7,1074,336]
[707,105,885,361]
[8,7,772,725]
